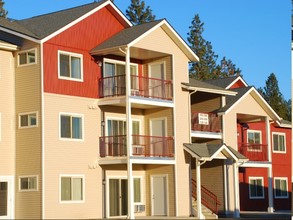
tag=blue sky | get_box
[4,0,292,100]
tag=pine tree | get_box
[258,73,291,121]
[188,14,218,80]
[126,0,156,25]
[0,0,8,18]
[188,14,241,80]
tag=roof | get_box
[181,78,237,96]
[0,0,131,40]
[203,76,239,89]
[183,143,247,162]
[91,19,163,52]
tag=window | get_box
[58,51,83,81]
[198,113,209,125]
[247,130,262,151]
[274,178,288,198]
[272,133,286,153]
[60,113,83,140]
[133,177,142,203]
[249,177,264,199]
[19,176,37,191]
[18,49,36,66]
[60,176,83,202]
[19,112,37,128]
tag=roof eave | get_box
[181,84,237,96]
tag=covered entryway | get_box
[183,143,248,219]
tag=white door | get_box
[149,63,165,98]
[0,177,13,219]
[151,175,167,216]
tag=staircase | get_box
[191,179,220,219]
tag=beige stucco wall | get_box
[0,49,15,175]
[43,93,102,219]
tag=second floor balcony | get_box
[238,143,268,161]
[99,134,174,159]
[99,75,173,101]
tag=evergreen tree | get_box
[126,0,156,25]
[188,14,241,80]
[0,0,8,18]
[258,73,291,121]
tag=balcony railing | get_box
[238,143,268,161]
[99,135,174,158]
[99,75,173,100]
[191,112,221,133]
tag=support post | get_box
[196,159,204,219]
[266,117,274,212]
[233,162,240,218]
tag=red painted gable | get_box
[43,6,126,98]
[229,79,246,89]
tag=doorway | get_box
[151,175,167,216]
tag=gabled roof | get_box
[218,86,282,121]
[203,75,248,89]
[91,19,199,62]
[183,143,248,162]
[181,78,237,96]
[0,0,131,41]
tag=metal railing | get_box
[99,75,173,100]
[238,143,268,161]
[191,112,221,132]
[99,134,174,158]
[192,179,220,214]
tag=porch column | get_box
[196,158,204,219]
[125,46,134,219]
[266,116,274,212]
[233,161,240,218]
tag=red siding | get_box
[229,79,246,89]
[43,7,126,98]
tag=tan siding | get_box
[191,92,222,113]
[0,50,15,175]
[43,93,102,219]
[15,42,42,219]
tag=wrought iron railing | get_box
[99,75,173,100]
[99,134,174,158]
[192,179,220,214]
[238,143,268,161]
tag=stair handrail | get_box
[191,179,221,214]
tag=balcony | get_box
[238,143,268,161]
[191,112,222,139]
[99,75,173,100]
[99,135,174,158]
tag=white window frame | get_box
[19,175,38,191]
[17,48,37,66]
[59,175,85,203]
[247,129,262,152]
[133,176,143,205]
[18,111,38,129]
[148,61,166,80]
[198,113,209,125]
[272,132,286,153]
[249,177,264,199]
[274,177,288,198]
[105,116,141,136]
[58,50,83,82]
[59,112,84,141]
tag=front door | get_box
[108,178,128,217]
[151,175,167,216]
[0,177,13,219]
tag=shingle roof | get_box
[0,1,107,39]
[91,19,163,52]
[203,76,239,89]
[182,78,231,92]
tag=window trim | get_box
[249,176,264,199]
[247,129,262,152]
[133,176,143,205]
[19,175,38,192]
[274,177,288,199]
[17,48,37,66]
[148,61,166,80]
[18,111,38,129]
[59,175,85,203]
[105,116,142,136]
[59,112,84,141]
[272,132,286,153]
[58,50,83,82]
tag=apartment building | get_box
[0,1,291,219]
